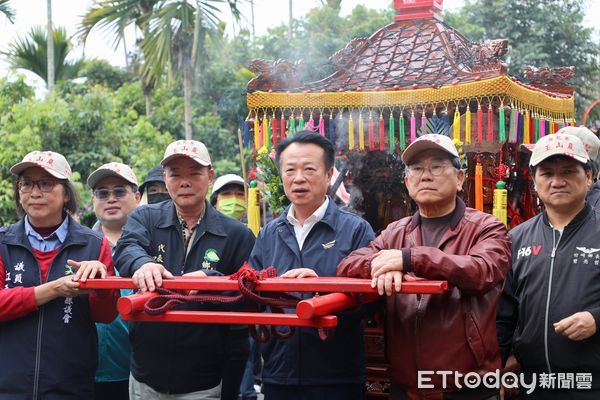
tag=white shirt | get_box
[287,197,329,250]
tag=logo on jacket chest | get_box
[517,245,542,259]
[5,261,26,288]
[573,247,600,265]
[202,248,220,270]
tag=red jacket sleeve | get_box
[337,228,390,278]
[0,256,38,322]
[88,237,120,323]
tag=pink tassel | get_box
[540,118,546,137]
[487,106,493,141]
[421,113,427,134]
[319,116,325,135]
[308,115,316,132]
[410,112,416,142]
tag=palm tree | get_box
[2,25,83,85]
[141,0,244,139]
[79,0,159,116]
[0,0,14,23]
[47,0,55,92]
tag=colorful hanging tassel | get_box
[254,115,260,150]
[264,117,270,150]
[410,111,416,142]
[358,113,365,150]
[308,113,316,132]
[399,114,406,150]
[289,114,296,137]
[539,116,546,138]
[498,105,506,143]
[328,114,335,144]
[465,107,471,144]
[280,115,286,140]
[298,113,305,132]
[477,105,483,143]
[441,111,450,136]
[348,113,355,150]
[487,105,493,141]
[523,110,531,144]
[247,183,261,236]
[517,111,524,143]
[318,115,325,136]
[379,114,385,151]
[534,114,540,142]
[452,108,460,142]
[475,154,484,212]
[421,112,427,135]
[243,119,250,148]
[368,114,375,150]
[389,113,396,154]
[258,120,264,149]
[508,107,516,143]
[271,116,278,146]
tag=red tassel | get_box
[378,115,385,151]
[487,106,493,141]
[368,115,375,150]
[280,115,286,139]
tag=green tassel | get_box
[289,115,296,136]
[498,106,506,143]
[389,114,395,154]
[534,115,540,142]
[298,114,304,132]
[399,116,406,150]
[266,118,271,150]
[509,108,516,143]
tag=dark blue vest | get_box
[0,217,104,399]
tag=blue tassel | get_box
[242,118,250,147]
[517,112,524,143]
[329,115,335,145]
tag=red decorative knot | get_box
[393,85,400,90]
[474,76,481,81]
[412,83,419,89]
[431,84,438,89]
[511,76,518,81]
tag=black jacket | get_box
[114,200,255,394]
[497,204,600,386]
[587,181,600,208]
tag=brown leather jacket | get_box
[337,198,511,399]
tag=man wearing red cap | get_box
[338,134,511,400]
[114,140,255,399]
[497,133,600,398]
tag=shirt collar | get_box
[24,215,69,243]
[287,197,329,227]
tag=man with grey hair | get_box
[114,140,255,399]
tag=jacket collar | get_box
[410,196,466,231]
[156,200,226,237]
[542,202,592,230]
[277,197,338,231]
[4,214,88,247]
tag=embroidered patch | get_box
[204,248,220,262]
[322,240,336,249]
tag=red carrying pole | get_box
[296,292,381,319]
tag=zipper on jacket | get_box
[32,308,44,400]
[544,229,561,374]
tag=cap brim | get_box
[87,169,138,189]
[10,161,69,180]
[212,178,246,195]
[530,150,589,167]
[160,154,211,167]
[401,140,458,164]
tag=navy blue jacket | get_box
[0,217,108,399]
[249,199,375,385]
[587,181,600,208]
[114,200,255,394]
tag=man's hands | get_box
[554,311,597,341]
[281,268,318,278]
[370,249,404,296]
[132,262,174,292]
[69,259,107,282]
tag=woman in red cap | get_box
[0,150,119,399]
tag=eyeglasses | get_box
[93,187,131,201]
[18,178,60,193]
[405,163,453,178]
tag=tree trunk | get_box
[46,0,55,92]
[183,62,192,140]
[144,93,152,117]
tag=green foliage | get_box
[444,0,600,118]
[78,59,135,89]
[2,25,84,84]
[0,0,14,23]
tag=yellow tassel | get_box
[348,114,355,150]
[465,108,471,144]
[453,109,460,142]
[247,184,261,237]
[253,116,260,150]
[475,156,484,212]
[493,181,508,227]
[262,116,269,149]
[524,110,530,144]
[358,113,365,150]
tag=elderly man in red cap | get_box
[338,134,511,400]
[497,133,600,399]
[114,140,255,399]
